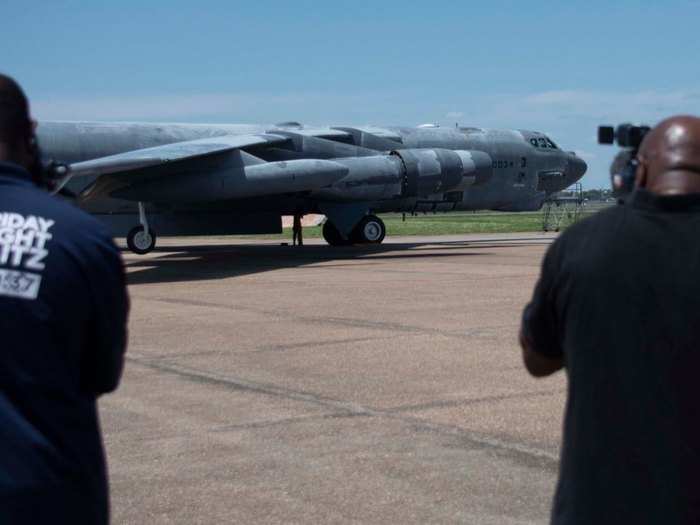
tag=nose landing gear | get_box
[127,226,157,254]
[126,202,157,255]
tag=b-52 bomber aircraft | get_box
[37,121,587,254]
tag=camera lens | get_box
[598,126,615,144]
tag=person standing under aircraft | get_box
[292,213,304,246]
[0,73,129,524]
[520,115,700,524]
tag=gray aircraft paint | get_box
[36,121,586,243]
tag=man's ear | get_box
[635,158,648,188]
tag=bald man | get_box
[520,116,700,524]
[0,74,129,524]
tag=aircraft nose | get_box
[567,154,587,182]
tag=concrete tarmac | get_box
[103,233,566,524]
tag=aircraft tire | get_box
[127,225,157,255]
[322,221,351,246]
[352,215,386,244]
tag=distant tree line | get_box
[558,188,614,201]
[582,189,613,200]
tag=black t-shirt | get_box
[523,189,700,525]
[0,163,129,524]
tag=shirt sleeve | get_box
[521,239,563,359]
[81,227,130,395]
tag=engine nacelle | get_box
[390,148,492,197]
[108,156,349,203]
[452,150,493,188]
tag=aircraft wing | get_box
[64,125,386,182]
[271,124,400,143]
[280,127,350,139]
[68,133,287,178]
[56,124,399,200]
[350,126,402,142]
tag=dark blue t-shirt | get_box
[523,189,700,524]
[0,163,128,524]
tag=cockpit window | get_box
[529,136,559,150]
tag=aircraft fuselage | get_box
[35,121,586,247]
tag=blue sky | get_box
[4,0,700,188]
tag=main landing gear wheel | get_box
[127,226,157,255]
[322,221,351,246]
[352,215,386,244]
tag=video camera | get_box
[598,124,651,198]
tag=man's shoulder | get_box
[545,205,626,269]
[559,204,625,243]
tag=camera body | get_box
[598,124,651,198]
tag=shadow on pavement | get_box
[125,238,550,285]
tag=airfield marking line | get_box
[125,354,559,468]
